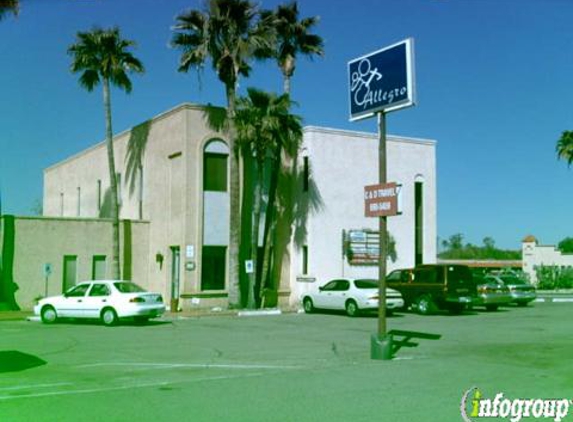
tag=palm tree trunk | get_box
[259,146,281,300]
[226,84,241,308]
[259,74,295,307]
[247,163,263,309]
[103,78,121,280]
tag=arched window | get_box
[203,139,228,192]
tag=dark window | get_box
[204,152,228,192]
[89,284,111,297]
[415,181,424,265]
[414,268,437,284]
[321,281,338,291]
[302,245,308,274]
[355,279,378,289]
[303,157,309,192]
[66,284,89,297]
[386,271,402,283]
[201,246,226,290]
[337,280,350,291]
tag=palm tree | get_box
[68,27,144,280]
[172,0,275,308]
[234,88,302,308]
[0,0,18,21]
[259,1,324,303]
[556,131,573,166]
[263,1,324,95]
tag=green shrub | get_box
[535,266,573,289]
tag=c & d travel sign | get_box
[348,38,416,121]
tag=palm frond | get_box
[68,26,144,93]
[556,130,573,166]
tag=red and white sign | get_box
[364,182,399,217]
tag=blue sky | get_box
[1,0,572,250]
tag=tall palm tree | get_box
[259,1,324,303]
[0,0,18,21]
[556,131,573,166]
[234,88,302,308]
[172,0,274,308]
[68,27,144,280]
[264,1,324,95]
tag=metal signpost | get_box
[348,38,416,360]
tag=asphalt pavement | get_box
[1,301,572,421]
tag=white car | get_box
[34,280,166,326]
[302,278,404,317]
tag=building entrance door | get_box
[62,255,77,293]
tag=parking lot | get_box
[1,302,572,422]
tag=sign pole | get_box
[371,111,393,360]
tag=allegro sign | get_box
[364,182,399,217]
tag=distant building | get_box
[522,235,573,283]
[1,103,437,311]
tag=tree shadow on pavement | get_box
[0,351,46,373]
[388,329,442,356]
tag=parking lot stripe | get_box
[0,372,273,401]
[76,362,302,370]
[0,382,73,392]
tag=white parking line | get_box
[76,362,302,370]
[0,382,73,392]
[0,373,267,401]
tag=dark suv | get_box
[386,264,477,315]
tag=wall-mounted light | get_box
[156,252,164,270]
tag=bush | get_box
[535,266,573,290]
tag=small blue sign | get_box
[348,38,415,121]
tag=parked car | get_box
[471,276,512,311]
[302,278,404,317]
[484,273,537,306]
[34,280,166,326]
[386,264,477,315]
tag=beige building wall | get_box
[0,216,149,310]
[43,104,232,309]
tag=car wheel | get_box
[415,295,436,315]
[303,297,314,314]
[101,308,118,326]
[517,301,528,307]
[41,306,58,324]
[485,304,499,312]
[345,300,359,317]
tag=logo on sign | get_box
[348,38,415,120]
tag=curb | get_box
[534,298,573,303]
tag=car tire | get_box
[485,304,499,312]
[303,297,314,314]
[101,308,118,326]
[41,306,58,324]
[517,302,528,307]
[415,295,436,315]
[345,300,359,317]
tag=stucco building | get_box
[522,235,573,283]
[1,103,437,311]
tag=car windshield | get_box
[500,275,527,285]
[114,282,146,293]
[354,279,378,289]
